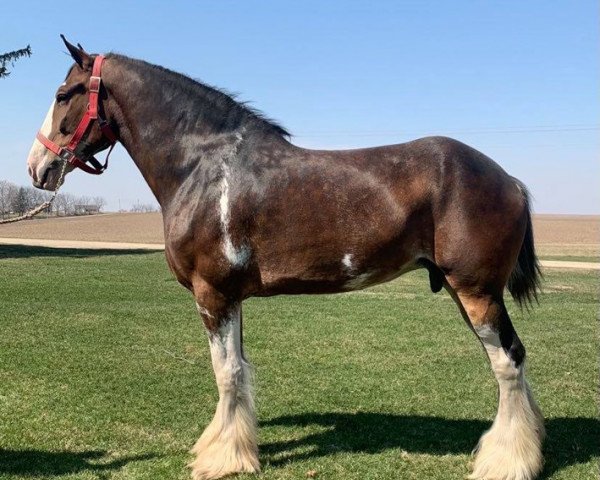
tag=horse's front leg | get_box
[189,283,259,480]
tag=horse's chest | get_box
[163,187,255,290]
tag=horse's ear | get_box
[60,34,92,69]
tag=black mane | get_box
[107,53,290,138]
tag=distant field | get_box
[533,215,599,259]
[0,212,164,244]
[0,246,597,479]
[0,212,597,260]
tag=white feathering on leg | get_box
[190,307,259,480]
[470,326,544,480]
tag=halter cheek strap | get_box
[36,55,118,175]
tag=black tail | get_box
[507,182,542,308]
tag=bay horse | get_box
[27,37,544,480]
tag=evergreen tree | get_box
[0,46,32,78]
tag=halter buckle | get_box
[89,76,101,93]
[59,148,75,162]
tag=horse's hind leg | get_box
[450,290,544,480]
[189,282,259,480]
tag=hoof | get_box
[189,423,260,480]
[469,416,544,480]
[189,445,259,480]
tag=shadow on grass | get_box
[0,449,156,476]
[262,413,599,477]
[0,244,159,259]
[541,417,600,479]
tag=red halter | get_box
[36,55,117,175]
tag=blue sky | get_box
[1,0,598,213]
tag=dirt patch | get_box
[533,215,599,258]
[539,260,600,271]
[0,212,164,244]
[0,213,597,257]
[0,238,164,250]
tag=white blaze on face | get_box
[27,100,57,183]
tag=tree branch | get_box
[0,45,32,78]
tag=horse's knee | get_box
[192,279,233,332]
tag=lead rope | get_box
[0,159,68,225]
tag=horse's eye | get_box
[56,93,67,103]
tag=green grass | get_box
[0,245,598,480]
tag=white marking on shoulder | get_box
[219,163,251,267]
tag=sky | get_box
[1,0,598,213]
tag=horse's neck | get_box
[103,58,283,210]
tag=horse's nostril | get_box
[28,164,37,182]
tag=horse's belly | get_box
[255,246,421,296]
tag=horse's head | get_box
[28,36,116,190]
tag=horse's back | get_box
[243,137,506,293]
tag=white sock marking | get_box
[191,306,259,476]
[208,315,243,392]
[471,325,544,480]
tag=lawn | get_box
[0,246,597,479]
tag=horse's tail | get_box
[507,181,542,308]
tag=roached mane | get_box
[106,53,290,138]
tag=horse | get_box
[26,37,544,480]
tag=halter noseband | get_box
[36,55,117,175]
